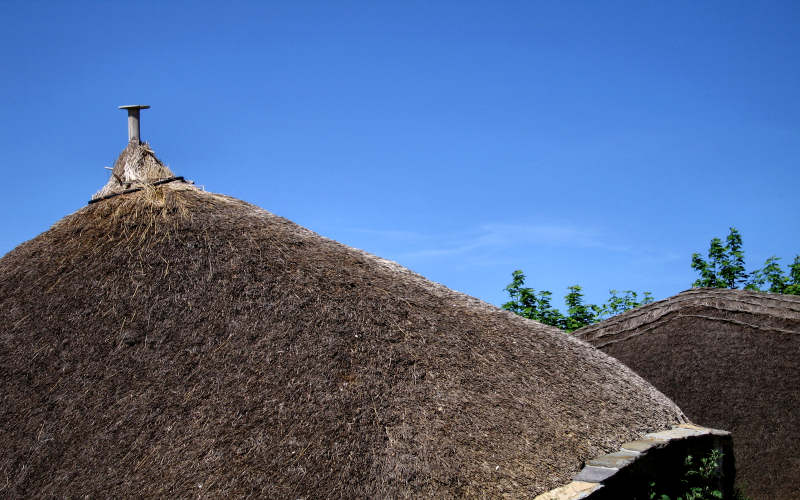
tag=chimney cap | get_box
[119,105,151,110]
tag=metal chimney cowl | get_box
[118,105,150,143]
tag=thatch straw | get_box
[92,142,175,200]
[575,288,800,500]
[0,147,686,498]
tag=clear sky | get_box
[1,1,798,309]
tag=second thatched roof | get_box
[575,288,800,500]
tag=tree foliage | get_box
[691,227,800,295]
[691,228,747,289]
[502,270,653,332]
[504,227,798,332]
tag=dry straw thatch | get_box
[1,144,686,498]
[92,141,175,201]
[575,288,800,500]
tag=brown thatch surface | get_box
[92,141,175,200]
[0,146,685,497]
[575,288,800,500]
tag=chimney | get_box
[118,105,150,143]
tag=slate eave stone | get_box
[645,426,705,441]
[573,465,618,483]
[586,451,639,469]
[620,438,668,453]
[677,423,730,436]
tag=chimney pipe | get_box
[118,105,151,143]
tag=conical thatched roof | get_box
[92,141,176,201]
[0,144,686,498]
[575,288,800,500]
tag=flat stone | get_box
[678,423,730,436]
[645,426,705,441]
[620,438,667,453]
[533,481,603,500]
[574,465,618,483]
[587,451,638,469]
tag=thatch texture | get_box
[92,142,175,200]
[575,288,800,500]
[0,148,686,497]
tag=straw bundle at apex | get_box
[0,143,688,498]
[575,288,800,500]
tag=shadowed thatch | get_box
[575,288,800,500]
[1,145,686,498]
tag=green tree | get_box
[502,271,653,332]
[746,256,785,292]
[691,227,747,289]
[787,256,800,295]
[561,285,597,332]
[747,255,800,295]
[692,228,800,295]
[597,289,654,319]
[502,270,565,327]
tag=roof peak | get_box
[91,141,176,202]
[89,106,191,203]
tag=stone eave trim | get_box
[533,423,731,500]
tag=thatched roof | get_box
[92,141,175,201]
[0,144,686,498]
[575,288,800,500]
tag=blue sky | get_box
[1,1,798,309]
